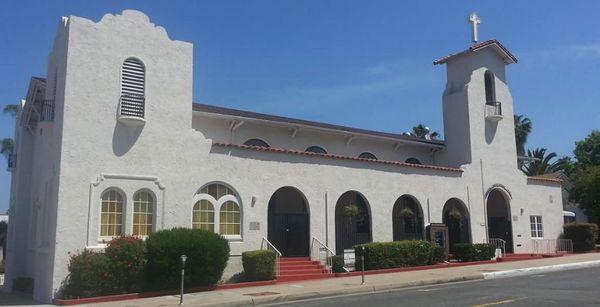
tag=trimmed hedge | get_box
[145,228,230,290]
[105,236,146,293]
[563,222,599,252]
[242,250,276,281]
[331,255,345,273]
[62,250,111,299]
[354,240,444,270]
[452,243,496,262]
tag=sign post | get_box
[179,255,187,305]
[361,245,365,285]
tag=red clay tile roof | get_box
[433,39,518,65]
[212,142,463,173]
[528,175,562,184]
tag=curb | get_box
[482,260,600,279]
[219,274,484,307]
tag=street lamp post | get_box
[179,255,187,305]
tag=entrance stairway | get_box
[277,257,334,282]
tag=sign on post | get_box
[343,249,355,271]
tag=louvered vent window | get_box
[120,58,145,118]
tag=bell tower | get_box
[435,14,519,169]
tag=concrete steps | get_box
[277,257,333,282]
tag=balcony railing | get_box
[40,100,55,122]
[118,94,146,126]
[7,154,16,171]
[485,101,503,121]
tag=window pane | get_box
[132,191,154,236]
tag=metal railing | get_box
[531,239,573,254]
[119,94,145,118]
[489,238,506,257]
[40,100,55,122]
[485,101,502,118]
[310,237,335,273]
[261,237,282,277]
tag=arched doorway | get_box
[268,187,310,256]
[442,198,471,249]
[393,195,424,241]
[486,189,514,253]
[335,191,372,253]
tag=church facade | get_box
[5,10,563,303]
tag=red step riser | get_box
[279,257,310,261]
[279,265,325,270]
[279,270,327,276]
[280,262,323,267]
[277,274,334,282]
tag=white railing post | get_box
[310,237,335,273]
[489,238,506,257]
[261,237,282,277]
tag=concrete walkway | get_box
[86,253,600,307]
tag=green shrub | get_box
[145,228,230,291]
[0,260,5,274]
[355,240,444,270]
[105,236,146,293]
[429,246,446,264]
[563,222,599,252]
[331,255,345,273]
[242,250,276,281]
[452,243,496,262]
[62,250,110,298]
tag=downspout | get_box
[480,158,489,241]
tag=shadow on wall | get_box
[112,122,143,156]
[485,120,498,144]
[209,146,462,179]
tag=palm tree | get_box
[410,124,439,140]
[521,148,568,176]
[3,104,20,118]
[1,138,14,159]
[514,115,532,156]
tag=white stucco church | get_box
[5,10,564,302]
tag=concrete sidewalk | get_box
[88,253,600,307]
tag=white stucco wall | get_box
[5,10,564,303]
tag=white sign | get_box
[343,249,355,271]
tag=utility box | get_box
[426,223,449,258]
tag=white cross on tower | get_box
[468,12,481,44]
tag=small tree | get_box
[2,104,19,118]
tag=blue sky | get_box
[1,1,599,212]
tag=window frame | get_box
[530,215,544,238]
[358,152,377,160]
[484,70,496,105]
[132,189,155,238]
[243,138,270,148]
[99,188,126,242]
[305,145,328,154]
[194,184,243,241]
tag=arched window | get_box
[220,201,241,235]
[305,146,327,154]
[484,70,496,105]
[195,183,242,237]
[100,189,124,238]
[405,157,422,165]
[120,58,146,118]
[192,200,215,232]
[358,152,377,160]
[133,190,154,236]
[243,138,270,148]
